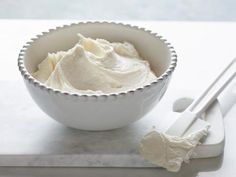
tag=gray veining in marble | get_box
[0,81,224,167]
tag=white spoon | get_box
[166,58,236,136]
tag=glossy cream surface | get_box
[33,34,157,94]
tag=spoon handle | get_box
[187,58,236,116]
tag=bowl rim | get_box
[18,21,177,100]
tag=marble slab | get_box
[0,81,224,167]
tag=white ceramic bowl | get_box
[18,22,177,131]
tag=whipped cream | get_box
[139,128,208,172]
[33,34,157,94]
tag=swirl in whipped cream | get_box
[33,34,157,94]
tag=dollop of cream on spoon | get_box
[139,127,208,172]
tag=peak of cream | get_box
[139,128,208,172]
[33,34,157,94]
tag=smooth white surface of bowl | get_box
[18,22,177,130]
